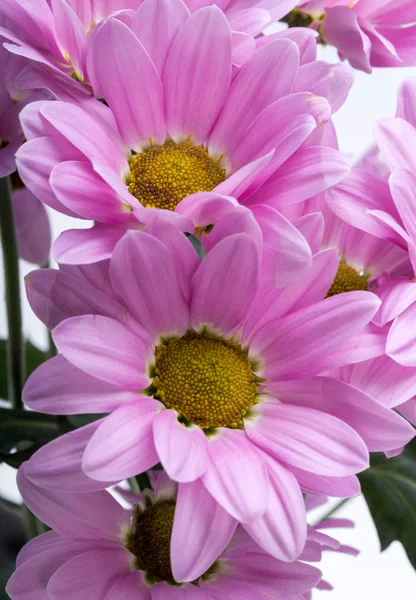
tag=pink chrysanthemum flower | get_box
[293,1,416,73]
[13,6,352,263]
[22,226,414,569]
[0,0,300,91]
[7,466,323,599]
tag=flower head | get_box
[22,225,415,573]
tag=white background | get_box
[1,37,416,600]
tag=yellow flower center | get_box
[326,262,370,297]
[152,331,259,429]
[128,140,225,211]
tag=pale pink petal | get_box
[87,17,166,150]
[47,548,130,600]
[215,152,273,199]
[82,400,160,481]
[387,302,416,366]
[104,571,151,599]
[191,233,259,334]
[16,531,66,568]
[253,292,381,380]
[53,223,137,265]
[375,117,416,173]
[17,465,129,540]
[23,354,139,415]
[293,61,354,113]
[50,161,131,222]
[25,267,129,330]
[52,0,86,80]
[25,421,116,492]
[202,429,269,523]
[246,402,369,476]
[13,187,51,266]
[175,192,239,229]
[164,6,231,144]
[389,169,416,243]
[171,479,237,582]
[153,410,209,482]
[231,32,255,68]
[208,38,299,158]
[133,0,190,76]
[291,467,360,498]
[294,212,325,254]
[110,231,189,337]
[243,457,307,562]
[396,78,416,128]
[373,279,416,327]
[53,315,151,389]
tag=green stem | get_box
[22,505,40,540]
[0,176,24,409]
[313,498,351,526]
[128,476,141,493]
[128,473,151,492]
[42,260,57,360]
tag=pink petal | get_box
[25,420,116,492]
[291,467,360,498]
[389,169,416,242]
[50,160,131,222]
[215,152,273,199]
[110,231,189,337]
[52,0,86,80]
[15,530,66,568]
[164,6,231,144]
[202,429,269,523]
[228,8,271,37]
[373,279,416,327]
[53,223,137,265]
[208,38,299,158]
[133,0,190,76]
[25,267,129,330]
[153,410,209,482]
[246,402,369,476]
[253,292,381,380]
[53,315,151,389]
[87,17,166,150]
[243,457,307,562]
[13,187,51,266]
[17,465,129,541]
[375,117,416,173]
[171,479,237,582]
[175,192,239,229]
[294,212,325,255]
[23,354,139,415]
[387,302,416,367]
[191,233,259,334]
[396,78,416,128]
[104,571,151,599]
[293,61,354,113]
[82,400,160,481]
[47,548,130,600]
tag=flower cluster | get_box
[0,1,416,598]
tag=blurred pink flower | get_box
[296,0,416,72]
[13,187,51,265]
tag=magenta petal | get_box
[375,117,416,173]
[25,421,116,492]
[17,465,129,541]
[164,6,231,144]
[53,315,151,389]
[387,302,416,367]
[52,0,86,79]
[202,429,269,523]
[87,17,166,150]
[153,410,209,482]
[191,233,259,334]
[293,61,354,113]
[294,212,325,255]
[110,231,189,337]
[246,402,369,476]
[15,531,67,569]
[243,458,306,562]
[171,479,237,582]
[47,547,130,600]
[82,400,160,481]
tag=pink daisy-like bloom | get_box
[13,4,352,264]
[13,186,51,266]
[21,225,415,571]
[293,0,416,73]
[0,0,299,92]
[7,466,323,600]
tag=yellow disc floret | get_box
[152,331,258,429]
[326,262,370,297]
[128,140,226,211]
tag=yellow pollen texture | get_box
[326,262,370,297]
[128,140,225,211]
[152,332,258,429]
[126,501,175,583]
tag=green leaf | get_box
[0,565,13,599]
[359,437,416,569]
[0,408,59,457]
[0,339,47,401]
